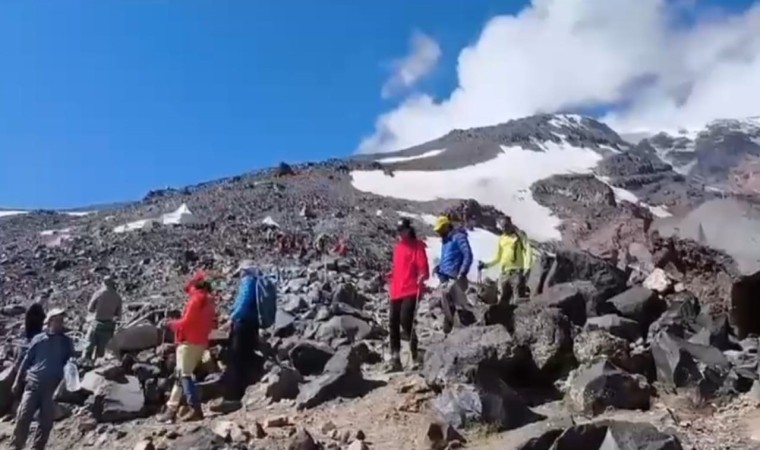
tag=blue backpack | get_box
[255,272,279,329]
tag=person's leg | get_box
[31,384,56,450]
[387,300,402,371]
[175,343,206,421]
[11,387,40,450]
[498,273,513,306]
[399,297,419,364]
[96,321,116,359]
[84,322,98,361]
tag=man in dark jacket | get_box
[210,260,261,414]
[432,216,475,333]
[12,308,74,450]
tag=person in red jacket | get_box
[387,218,429,372]
[160,271,217,423]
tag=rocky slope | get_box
[1,114,760,450]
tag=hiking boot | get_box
[209,400,242,415]
[158,406,179,424]
[180,405,204,422]
[385,354,402,373]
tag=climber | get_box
[432,215,474,333]
[211,260,261,415]
[83,275,123,362]
[387,218,429,372]
[12,308,75,450]
[314,232,328,255]
[333,236,348,257]
[478,216,532,305]
[160,272,217,423]
[23,301,45,343]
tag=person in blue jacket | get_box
[211,260,260,414]
[432,216,475,333]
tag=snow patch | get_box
[353,142,604,242]
[0,210,27,218]
[375,149,445,164]
[597,176,671,218]
[113,203,199,233]
[40,227,72,237]
[64,211,93,217]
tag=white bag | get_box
[64,360,81,392]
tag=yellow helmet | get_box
[433,215,451,232]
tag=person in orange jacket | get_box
[160,272,217,423]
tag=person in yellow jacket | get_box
[478,216,532,305]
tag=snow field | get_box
[353,142,604,242]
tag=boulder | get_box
[422,326,532,388]
[431,372,542,432]
[531,282,590,326]
[314,315,376,343]
[585,315,642,342]
[567,361,651,416]
[332,283,367,310]
[81,371,145,423]
[289,340,335,376]
[274,310,297,338]
[513,305,575,379]
[650,330,740,399]
[600,421,684,450]
[549,422,609,449]
[296,343,379,410]
[288,428,319,450]
[107,323,159,354]
[602,286,664,332]
[539,250,628,308]
[264,366,303,402]
[574,330,631,369]
[167,427,226,450]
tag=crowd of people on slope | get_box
[6,212,532,449]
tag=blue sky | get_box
[0,0,756,209]
[0,0,522,209]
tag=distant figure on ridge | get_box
[84,275,123,362]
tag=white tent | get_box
[161,203,198,226]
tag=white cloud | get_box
[381,31,442,99]
[359,0,760,154]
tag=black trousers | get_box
[224,321,259,401]
[389,296,418,356]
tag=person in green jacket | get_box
[478,216,532,305]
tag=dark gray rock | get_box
[287,428,319,450]
[296,343,382,410]
[513,305,575,379]
[650,330,740,399]
[539,250,628,311]
[431,372,542,432]
[567,361,652,416]
[602,286,664,332]
[289,340,335,376]
[422,325,532,388]
[332,283,367,310]
[585,315,642,342]
[274,310,297,338]
[531,281,596,326]
[264,366,303,402]
[600,420,684,450]
[314,315,376,344]
[168,427,227,450]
